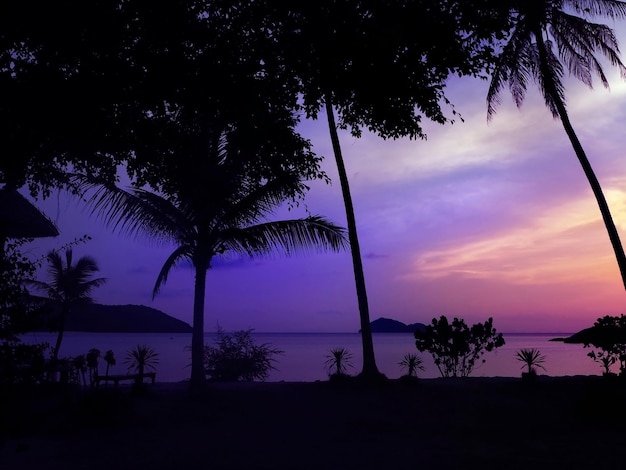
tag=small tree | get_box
[414,316,505,378]
[203,328,283,382]
[324,347,354,378]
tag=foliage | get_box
[324,347,354,377]
[125,344,159,376]
[582,315,626,375]
[515,348,547,375]
[0,341,48,386]
[414,316,505,378]
[0,240,39,342]
[487,0,626,290]
[25,249,106,361]
[202,328,283,382]
[398,353,425,378]
[587,349,617,375]
[76,126,347,391]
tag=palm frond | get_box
[565,0,626,19]
[72,175,192,245]
[153,245,194,298]
[23,279,63,303]
[487,22,534,120]
[218,216,348,259]
[219,173,303,229]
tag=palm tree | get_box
[76,130,348,392]
[325,101,381,381]
[487,0,626,289]
[26,249,106,361]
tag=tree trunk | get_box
[52,307,68,362]
[554,102,626,289]
[535,33,626,290]
[324,96,381,379]
[190,259,208,392]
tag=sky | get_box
[21,22,626,334]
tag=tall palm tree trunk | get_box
[190,261,208,390]
[555,101,626,289]
[325,96,381,379]
[536,34,626,290]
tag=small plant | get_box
[104,350,116,378]
[202,328,283,382]
[125,344,159,378]
[398,353,425,378]
[324,347,354,377]
[515,348,547,376]
[86,348,101,387]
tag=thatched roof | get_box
[0,187,59,239]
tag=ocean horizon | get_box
[19,331,602,383]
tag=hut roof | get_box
[0,187,59,239]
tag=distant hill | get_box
[38,304,192,333]
[364,317,426,333]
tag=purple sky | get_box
[24,23,626,333]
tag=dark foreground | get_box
[2,376,626,469]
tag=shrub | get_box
[582,315,626,375]
[414,316,505,378]
[203,328,283,382]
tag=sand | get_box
[2,376,626,469]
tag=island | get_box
[37,303,193,333]
[363,317,426,333]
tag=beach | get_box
[2,376,626,469]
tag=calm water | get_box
[19,332,603,382]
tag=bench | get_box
[94,372,156,387]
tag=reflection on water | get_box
[20,332,601,383]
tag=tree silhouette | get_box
[76,127,347,391]
[487,0,626,288]
[26,249,106,361]
[277,1,512,380]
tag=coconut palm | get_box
[25,249,106,361]
[487,0,626,288]
[325,104,381,381]
[75,130,348,391]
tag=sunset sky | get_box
[24,22,626,334]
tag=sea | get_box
[18,332,603,382]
